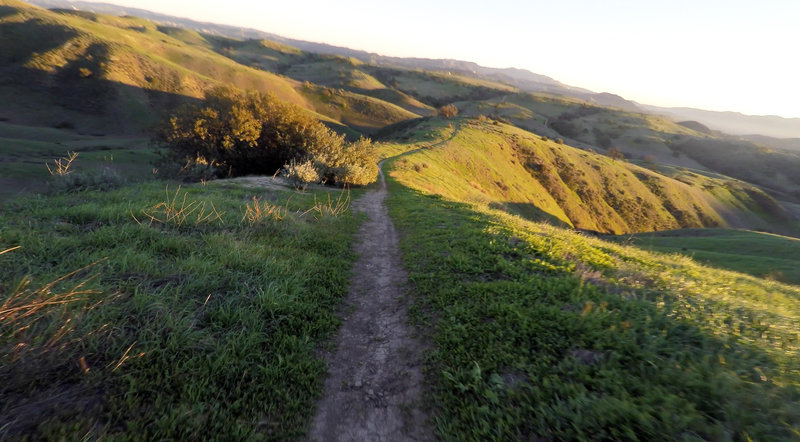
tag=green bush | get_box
[154,86,377,186]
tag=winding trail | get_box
[308,163,431,441]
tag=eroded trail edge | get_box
[308,165,431,441]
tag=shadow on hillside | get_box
[0,20,79,64]
[0,64,202,136]
[0,6,20,20]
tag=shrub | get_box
[282,159,320,190]
[607,147,625,160]
[438,104,458,118]
[311,137,378,186]
[154,86,377,186]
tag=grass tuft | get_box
[240,196,288,225]
[134,185,224,227]
[300,190,351,220]
[45,151,79,177]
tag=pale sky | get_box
[79,0,800,118]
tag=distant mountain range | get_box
[640,105,800,139]
[25,0,800,140]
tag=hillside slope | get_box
[382,117,796,235]
[0,1,418,134]
[386,177,800,440]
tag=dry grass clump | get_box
[241,196,288,225]
[133,186,224,227]
[300,191,351,220]
[1,252,106,361]
[45,151,79,176]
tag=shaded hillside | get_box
[608,228,800,285]
[671,137,800,202]
[382,117,795,234]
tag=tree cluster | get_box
[155,87,377,186]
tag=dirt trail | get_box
[308,163,432,441]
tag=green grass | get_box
[0,122,155,201]
[0,180,362,439]
[608,228,800,285]
[385,172,800,440]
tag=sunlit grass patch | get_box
[386,175,800,440]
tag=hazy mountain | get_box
[641,105,800,139]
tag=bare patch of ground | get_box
[308,165,431,441]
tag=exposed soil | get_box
[308,165,431,441]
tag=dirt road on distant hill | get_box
[308,162,431,441]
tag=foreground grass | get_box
[386,174,800,440]
[608,228,800,286]
[0,180,361,439]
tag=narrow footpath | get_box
[308,163,431,441]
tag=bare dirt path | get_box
[308,163,432,441]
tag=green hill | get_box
[0,1,419,135]
[381,117,796,235]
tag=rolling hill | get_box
[380,117,797,235]
[2,2,800,439]
[0,0,418,135]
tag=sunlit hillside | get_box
[380,117,797,234]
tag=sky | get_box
[78,0,800,118]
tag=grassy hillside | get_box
[205,37,436,117]
[672,137,800,202]
[0,180,361,439]
[0,1,311,132]
[456,93,710,169]
[0,1,420,135]
[453,92,800,207]
[381,117,795,235]
[385,174,800,440]
[369,66,517,107]
[607,228,800,285]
